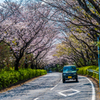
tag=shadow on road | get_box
[63,81,79,83]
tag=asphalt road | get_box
[0,72,96,100]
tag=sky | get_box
[0,0,5,3]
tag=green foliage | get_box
[0,68,47,90]
[77,66,99,80]
[0,42,14,69]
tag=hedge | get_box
[77,66,99,80]
[0,68,47,90]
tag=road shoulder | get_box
[80,75,100,100]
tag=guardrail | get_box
[87,69,99,74]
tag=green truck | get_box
[62,65,78,83]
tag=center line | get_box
[50,84,58,90]
[50,79,61,90]
[34,98,39,100]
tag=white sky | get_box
[0,0,5,3]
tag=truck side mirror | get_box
[76,69,79,71]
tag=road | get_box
[0,72,96,100]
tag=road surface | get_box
[0,72,95,100]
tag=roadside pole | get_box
[97,35,100,88]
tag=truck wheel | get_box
[63,79,65,83]
[76,77,78,82]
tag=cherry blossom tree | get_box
[39,0,100,66]
[0,1,59,70]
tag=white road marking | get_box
[67,89,80,96]
[58,91,66,97]
[34,98,39,100]
[50,79,61,91]
[58,88,80,97]
[86,77,96,100]
[50,84,58,90]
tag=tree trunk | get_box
[81,51,87,66]
[25,63,28,69]
[31,63,34,69]
[15,59,20,71]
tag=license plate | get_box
[68,76,72,78]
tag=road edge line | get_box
[86,77,96,100]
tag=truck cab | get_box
[62,65,78,83]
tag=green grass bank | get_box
[77,66,99,80]
[0,68,47,90]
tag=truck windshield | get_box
[63,66,76,71]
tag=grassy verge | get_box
[77,66,99,80]
[0,68,47,90]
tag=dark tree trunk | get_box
[35,65,37,69]
[25,63,28,68]
[15,59,20,71]
[81,51,87,66]
[31,63,34,69]
[24,57,28,69]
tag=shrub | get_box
[77,66,98,74]
[78,66,99,79]
[0,68,47,90]
[77,66,99,80]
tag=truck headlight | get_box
[74,73,76,75]
[63,73,66,76]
